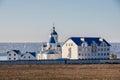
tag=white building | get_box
[37,50,61,60]
[62,37,111,60]
[37,26,62,60]
[21,52,36,60]
[7,50,21,60]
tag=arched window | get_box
[91,42,97,53]
[82,42,87,48]
[104,43,106,47]
[68,48,71,58]
[100,42,104,47]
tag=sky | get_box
[0,0,120,42]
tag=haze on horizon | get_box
[0,0,120,42]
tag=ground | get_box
[0,64,120,80]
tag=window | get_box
[107,48,109,51]
[98,53,100,56]
[104,44,106,47]
[71,43,73,46]
[69,44,71,46]
[85,48,88,51]
[9,54,11,56]
[82,43,87,48]
[107,53,109,55]
[79,48,82,51]
[94,54,96,56]
[14,54,16,56]
[104,53,106,56]
[88,53,90,56]
[82,44,85,47]
[14,58,16,60]
[101,48,103,51]
[101,43,103,47]
[55,37,57,41]
[28,56,31,58]
[83,48,85,51]
[24,56,26,58]
[104,48,106,51]
[98,48,100,51]
[68,48,71,58]
[82,54,84,56]
[50,45,52,48]
[9,58,11,60]
[88,48,90,51]
[101,53,103,56]
[79,53,81,56]
[91,53,93,56]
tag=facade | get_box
[37,27,62,60]
[62,37,111,60]
[37,50,61,60]
[21,52,36,60]
[7,50,21,60]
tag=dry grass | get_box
[0,64,120,80]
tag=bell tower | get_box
[51,24,58,43]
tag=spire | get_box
[53,27,55,31]
[53,23,55,31]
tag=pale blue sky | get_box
[0,0,120,42]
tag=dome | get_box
[49,36,56,43]
[51,27,58,35]
[51,31,57,35]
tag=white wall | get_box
[47,53,61,59]
[62,39,78,59]
[7,51,20,60]
[37,53,61,60]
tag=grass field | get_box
[0,64,120,80]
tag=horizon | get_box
[0,0,120,42]
[0,41,119,43]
